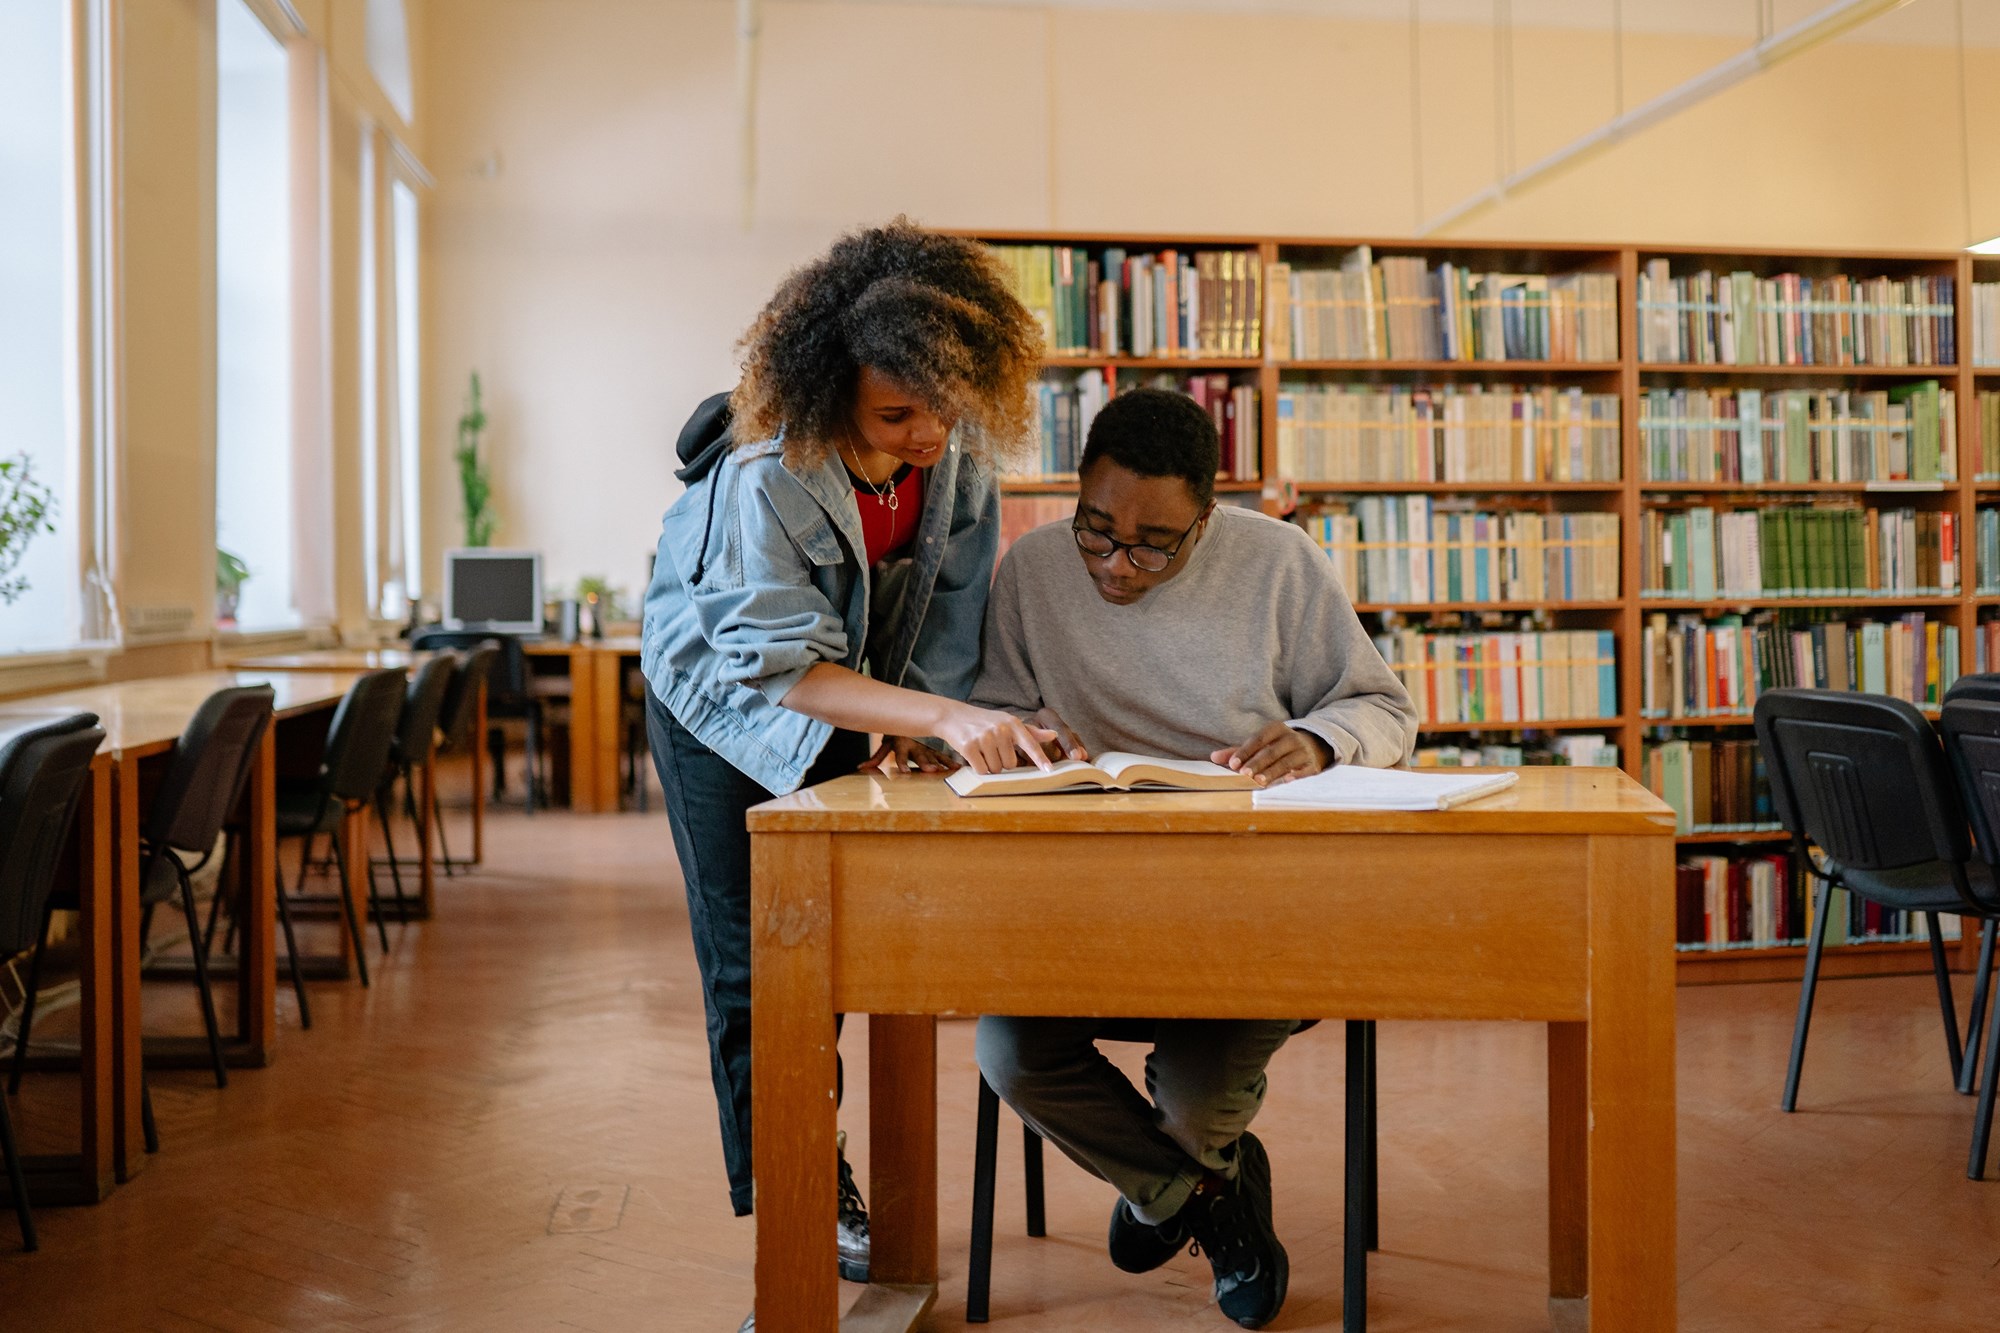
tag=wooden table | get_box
[525,635,643,813]
[0,712,114,1205]
[746,767,1678,1331]
[0,670,363,1182]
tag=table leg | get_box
[80,756,118,1195]
[241,726,277,1057]
[1546,1021,1586,1305]
[868,1014,939,1289]
[338,802,372,975]
[107,752,145,1176]
[470,682,486,864]
[593,649,624,813]
[568,649,597,811]
[1561,835,1676,1331]
[751,831,838,1330]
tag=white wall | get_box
[419,0,2000,607]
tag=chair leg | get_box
[431,774,460,877]
[0,1090,36,1252]
[1362,1018,1378,1252]
[487,726,508,802]
[375,789,411,927]
[327,825,372,987]
[525,708,541,814]
[1969,963,2000,1179]
[967,1076,1001,1324]
[1959,920,1997,1097]
[173,861,229,1089]
[275,846,312,1029]
[1782,879,1836,1112]
[1023,1123,1046,1239]
[1927,914,1966,1087]
[1344,1019,1369,1333]
[141,1077,159,1153]
[201,835,231,957]
[360,805,394,955]
[7,911,52,1097]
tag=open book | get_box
[946,752,1256,798]
[1251,766,1519,811]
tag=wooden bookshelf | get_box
[961,228,1993,983]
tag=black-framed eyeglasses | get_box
[1070,507,1207,574]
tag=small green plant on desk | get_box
[0,452,56,605]
[216,547,250,626]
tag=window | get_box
[214,0,293,630]
[392,176,421,601]
[0,1,80,653]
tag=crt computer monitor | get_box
[443,549,543,634]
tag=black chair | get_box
[373,654,457,918]
[1934,694,2000,1177]
[431,644,499,875]
[410,630,546,812]
[1752,689,2000,1126]
[0,712,107,1252]
[11,686,272,1096]
[965,1018,1377,1329]
[275,669,407,1013]
[1942,675,2000,1095]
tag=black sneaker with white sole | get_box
[836,1147,870,1283]
[1108,1194,1191,1274]
[1184,1131,1289,1330]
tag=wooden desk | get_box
[524,636,643,813]
[0,713,115,1205]
[747,767,1677,1331]
[2,671,362,1181]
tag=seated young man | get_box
[970,387,1417,1330]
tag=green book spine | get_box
[1847,510,1866,597]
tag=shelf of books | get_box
[969,228,1993,984]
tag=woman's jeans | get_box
[647,690,867,1215]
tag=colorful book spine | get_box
[1275,383,1620,483]
[1641,610,1959,715]
[988,244,1261,359]
[1641,506,1959,599]
[1371,628,1618,726]
[1301,500,1619,605]
[1638,384,1955,484]
[1673,855,1958,953]
[1638,260,1955,367]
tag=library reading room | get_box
[6,1,2000,1329]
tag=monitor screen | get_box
[445,550,541,630]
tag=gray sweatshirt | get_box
[971,505,1418,767]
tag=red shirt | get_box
[853,464,925,565]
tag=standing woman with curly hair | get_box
[640,220,1054,1318]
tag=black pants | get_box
[647,691,868,1215]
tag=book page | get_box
[1094,752,1241,784]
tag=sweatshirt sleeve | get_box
[967,544,1043,719]
[1280,533,1418,768]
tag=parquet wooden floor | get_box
[3,805,2000,1331]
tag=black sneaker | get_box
[1184,1132,1288,1330]
[1108,1195,1191,1274]
[837,1144,870,1283]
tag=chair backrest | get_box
[320,670,409,804]
[436,644,499,751]
[1945,673,2000,706]
[1752,688,1967,873]
[393,654,457,766]
[1937,696,2000,913]
[411,629,525,700]
[0,714,106,955]
[144,685,275,854]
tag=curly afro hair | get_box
[731,218,1045,469]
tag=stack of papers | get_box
[1251,766,1520,811]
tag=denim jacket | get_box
[641,430,999,795]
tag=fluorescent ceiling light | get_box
[1970,236,2000,254]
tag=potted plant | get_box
[216,547,250,627]
[0,452,55,606]
[572,575,626,639]
[457,371,496,547]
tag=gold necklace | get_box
[843,444,900,512]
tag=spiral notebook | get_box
[1250,766,1519,811]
